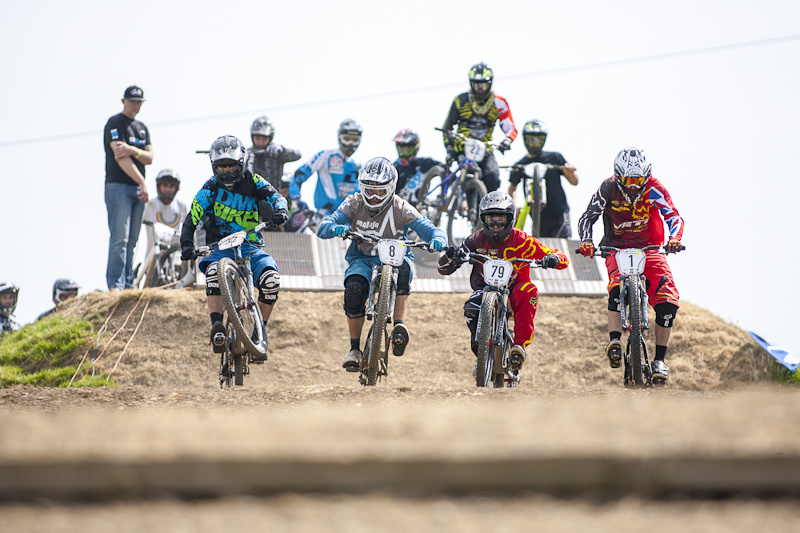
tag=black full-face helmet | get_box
[393,128,420,165]
[468,62,494,101]
[155,168,181,204]
[209,135,246,190]
[53,278,79,304]
[522,119,548,157]
[479,191,515,243]
[0,283,19,318]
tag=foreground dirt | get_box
[1,289,795,532]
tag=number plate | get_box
[482,258,513,287]
[219,231,246,250]
[464,138,486,162]
[376,239,406,267]
[616,249,647,276]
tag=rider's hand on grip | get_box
[266,145,284,156]
[331,225,348,237]
[271,211,289,227]
[542,253,560,269]
[497,138,512,154]
[430,237,446,253]
[578,241,595,258]
[665,238,683,254]
[181,246,197,261]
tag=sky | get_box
[2,0,798,360]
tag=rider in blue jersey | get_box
[180,135,288,362]
[289,118,362,216]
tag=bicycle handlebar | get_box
[572,244,686,256]
[196,222,273,256]
[465,251,544,268]
[344,230,438,253]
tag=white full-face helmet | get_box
[613,147,652,192]
[358,157,397,210]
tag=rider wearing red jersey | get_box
[438,191,568,375]
[577,147,684,381]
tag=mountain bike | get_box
[133,220,190,289]
[416,128,489,243]
[341,231,436,386]
[597,244,684,388]
[465,251,545,388]
[503,162,559,238]
[196,223,270,388]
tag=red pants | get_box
[465,281,539,349]
[605,250,679,307]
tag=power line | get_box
[2,33,799,148]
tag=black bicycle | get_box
[197,223,270,387]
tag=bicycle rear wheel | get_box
[476,291,499,387]
[218,258,266,358]
[416,167,445,227]
[447,177,487,243]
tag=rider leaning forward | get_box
[442,62,517,193]
[317,157,447,372]
[577,147,684,381]
[438,191,569,375]
[180,135,289,362]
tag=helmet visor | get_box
[620,175,648,188]
[340,133,361,147]
[396,143,417,158]
[362,182,392,205]
[484,214,511,229]
[524,135,545,151]
[471,81,490,94]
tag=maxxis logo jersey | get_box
[577,175,684,248]
[442,92,518,152]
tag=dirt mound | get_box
[52,287,770,393]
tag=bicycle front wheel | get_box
[626,277,645,386]
[476,291,499,387]
[365,264,393,386]
[218,258,266,358]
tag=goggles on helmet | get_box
[340,134,361,147]
[524,135,545,150]
[619,175,648,188]
[396,144,417,158]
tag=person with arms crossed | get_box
[317,157,447,371]
[103,85,153,290]
[180,135,289,363]
[576,147,684,381]
[508,119,579,238]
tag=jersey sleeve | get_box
[493,95,517,140]
[648,178,684,242]
[577,181,609,242]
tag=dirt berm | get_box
[1,289,798,532]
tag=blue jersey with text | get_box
[290,148,360,215]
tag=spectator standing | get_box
[103,85,153,290]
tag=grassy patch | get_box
[0,316,112,387]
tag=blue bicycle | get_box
[416,128,489,243]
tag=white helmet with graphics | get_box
[338,118,362,157]
[358,157,397,209]
[613,147,652,191]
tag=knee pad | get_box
[396,263,411,296]
[204,262,221,296]
[654,302,679,328]
[343,275,369,318]
[258,268,280,304]
[608,286,620,312]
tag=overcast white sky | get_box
[2,0,798,361]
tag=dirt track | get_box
[1,289,797,532]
